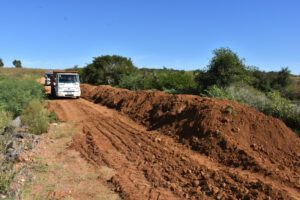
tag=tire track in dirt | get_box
[49,98,300,200]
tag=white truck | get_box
[50,70,81,98]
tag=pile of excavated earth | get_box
[51,84,300,199]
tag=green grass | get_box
[21,100,50,135]
[0,78,45,117]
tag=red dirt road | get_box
[49,94,300,200]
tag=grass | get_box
[0,67,47,80]
[0,110,12,132]
[0,161,17,194]
[0,67,51,197]
[50,122,76,140]
[21,100,50,135]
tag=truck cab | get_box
[51,71,81,98]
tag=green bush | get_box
[0,78,44,116]
[0,110,12,132]
[21,100,50,135]
[195,47,252,91]
[81,55,137,86]
[203,84,300,134]
[202,85,235,100]
[119,74,144,90]
[0,170,16,194]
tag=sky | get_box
[0,0,299,74]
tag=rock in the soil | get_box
[11,116,22,128]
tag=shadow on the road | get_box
[46,94,79,100]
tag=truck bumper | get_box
[56,91,81,97]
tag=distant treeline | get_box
[69,47,297,99]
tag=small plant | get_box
[49,110,59,122]
[223,104,234,115]
[0,170,16,194]
[21,100,50,135]
[0,110,13,132]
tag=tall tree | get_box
[0,58,4,67]
[272,67,291,89]
[12,60,22,68]
[195,47,251,91]
[82,55,137,85]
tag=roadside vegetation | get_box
[0,67,52,197]
[73,48,300,134]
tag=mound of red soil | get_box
[80,84,300,191]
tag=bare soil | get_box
[44,84,300,199]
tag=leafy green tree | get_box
[195,47,251,92]
[156,69,197,94]
[82,55,137,85]
[272,67,291,89]
[119,74,144,90]
[251,67,291,92]
[12,60,22,68]
[0,58,4,67]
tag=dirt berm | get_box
[75,84,300,199]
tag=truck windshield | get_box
[58,75,79,83]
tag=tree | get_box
[195,47,251,91]
[0,58,3,67]
[272,67,291,89]
[82,55,137,85]
[12,60,22,68]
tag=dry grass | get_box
[0,67,48,80]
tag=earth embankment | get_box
[48,84,300,199]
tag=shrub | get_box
[0,169,16,194]
[201,85,235,100]
[203,84,300,134]
[119,74,144,90]
[0,110,12,132]
[21,100,50,135]
[0,79,44,116]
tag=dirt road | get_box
[48,97,300,200]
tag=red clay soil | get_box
[49,84,300,199]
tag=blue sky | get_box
[0,0,299,74]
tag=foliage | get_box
[156,69,197,94]
[12,60,22,68]
[49,110,59,122]
[203,84,300,134]
[281,75,300,101]
[0,169,16,194]
[251,67,292,92]
[81,55,137,86]
[21,100,50,135]
[0,78,45,116]
[263,91,300,133]
[0,58,3,67]
[201,85,235,100]
[195,47,252,91]
[0,110,13,132]
[119,73,144,90]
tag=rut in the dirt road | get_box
[49,87,300,200]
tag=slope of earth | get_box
[46,84,300,199]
